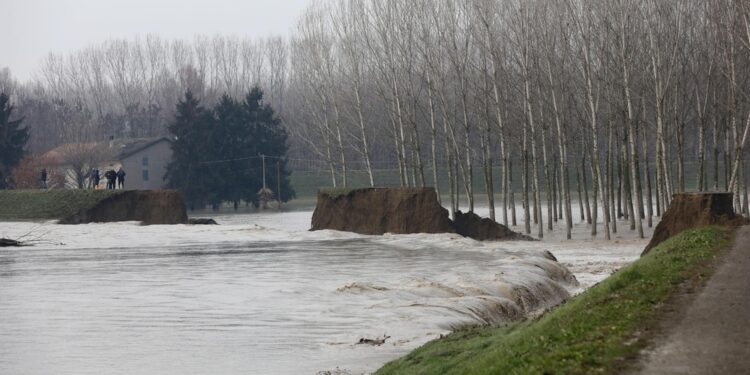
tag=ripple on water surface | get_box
[0,210,645,374]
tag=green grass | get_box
[317,187,359,198]
[376,226,733,375]
[0,189,122,221]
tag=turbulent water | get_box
[0,209,648,374]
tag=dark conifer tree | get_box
[0,93,29,189]
[242,87,295,204]
[165,91,214,208]
[166,88,294,209]
[212,94,254,209]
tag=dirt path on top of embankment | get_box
[630,225,750,375]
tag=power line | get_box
[197,154,289,165]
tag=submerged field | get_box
[376,226,732,375]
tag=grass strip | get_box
[317,187,358,198]
[0,189,122,221]
[376,226,732,375]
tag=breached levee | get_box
[311,187,530,241]
[313,188,577,334]
[60,190,188,225]
[642,192,745,255]
[311,187,454,235]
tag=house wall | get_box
[119,140,172,190]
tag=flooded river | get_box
[0,210,647,374]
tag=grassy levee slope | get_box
[0,190,121,221]
[377,226,733,375]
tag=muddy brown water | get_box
[0,210,644,374]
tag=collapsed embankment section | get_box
[311,187,528,241]
[453,210,535,241]
[311,187,454,235]
[642,192,744,255]
[0,189,187,225]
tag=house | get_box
[40,137,173,190]
[108,137,173,190]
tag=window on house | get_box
[142,170,149,181]
[142,156,149,166]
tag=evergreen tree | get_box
[0,93,29,189]
[211,94,254,209]
[242,87,295,204]
[166,88,294,209]
[165,91,214,208]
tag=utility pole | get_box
[277,160,282,210]
[261,154,266,189]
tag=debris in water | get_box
[356,334,391,346]
[0,238,23,247]
[337,282,388,293]
[316,367,354,375]
[188,218,218,225]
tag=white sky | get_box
[1,0,312,81]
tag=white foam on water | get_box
[0,204,650,374]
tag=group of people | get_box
[37,165,126,190]
[90,166,125,190]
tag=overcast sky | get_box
[2,0,312,81]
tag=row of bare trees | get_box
[2,35,289,153]
[286,0,750,240]
[36,34,289,117]
[2,0,750,239]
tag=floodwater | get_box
[0,208,649,374]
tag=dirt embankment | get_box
[311,187,527,241]
[60,190,188,225]
[311,188,454,235]
[453,210,535,241]
[642,192,744,255]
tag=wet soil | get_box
[643,193,743,255]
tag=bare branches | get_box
[9,0,750,235]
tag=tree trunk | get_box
[530,100,543,238]
[713,109,720,190]
[354,81,374,187]
[724,122,731,191]
[426,76,439,201]
[502,152,509,226]
[539,94,553,232]
[552,161,559,223]
[696,103,706,191]
[509,154,517,226]
[548,60,572,238]
[607,122,617,233]
[443,116,456,220]
[581,153,592,225]
[480,122,495,221]
[523,123,531,234]
[577,161,585,223]
[643,126,653,227]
